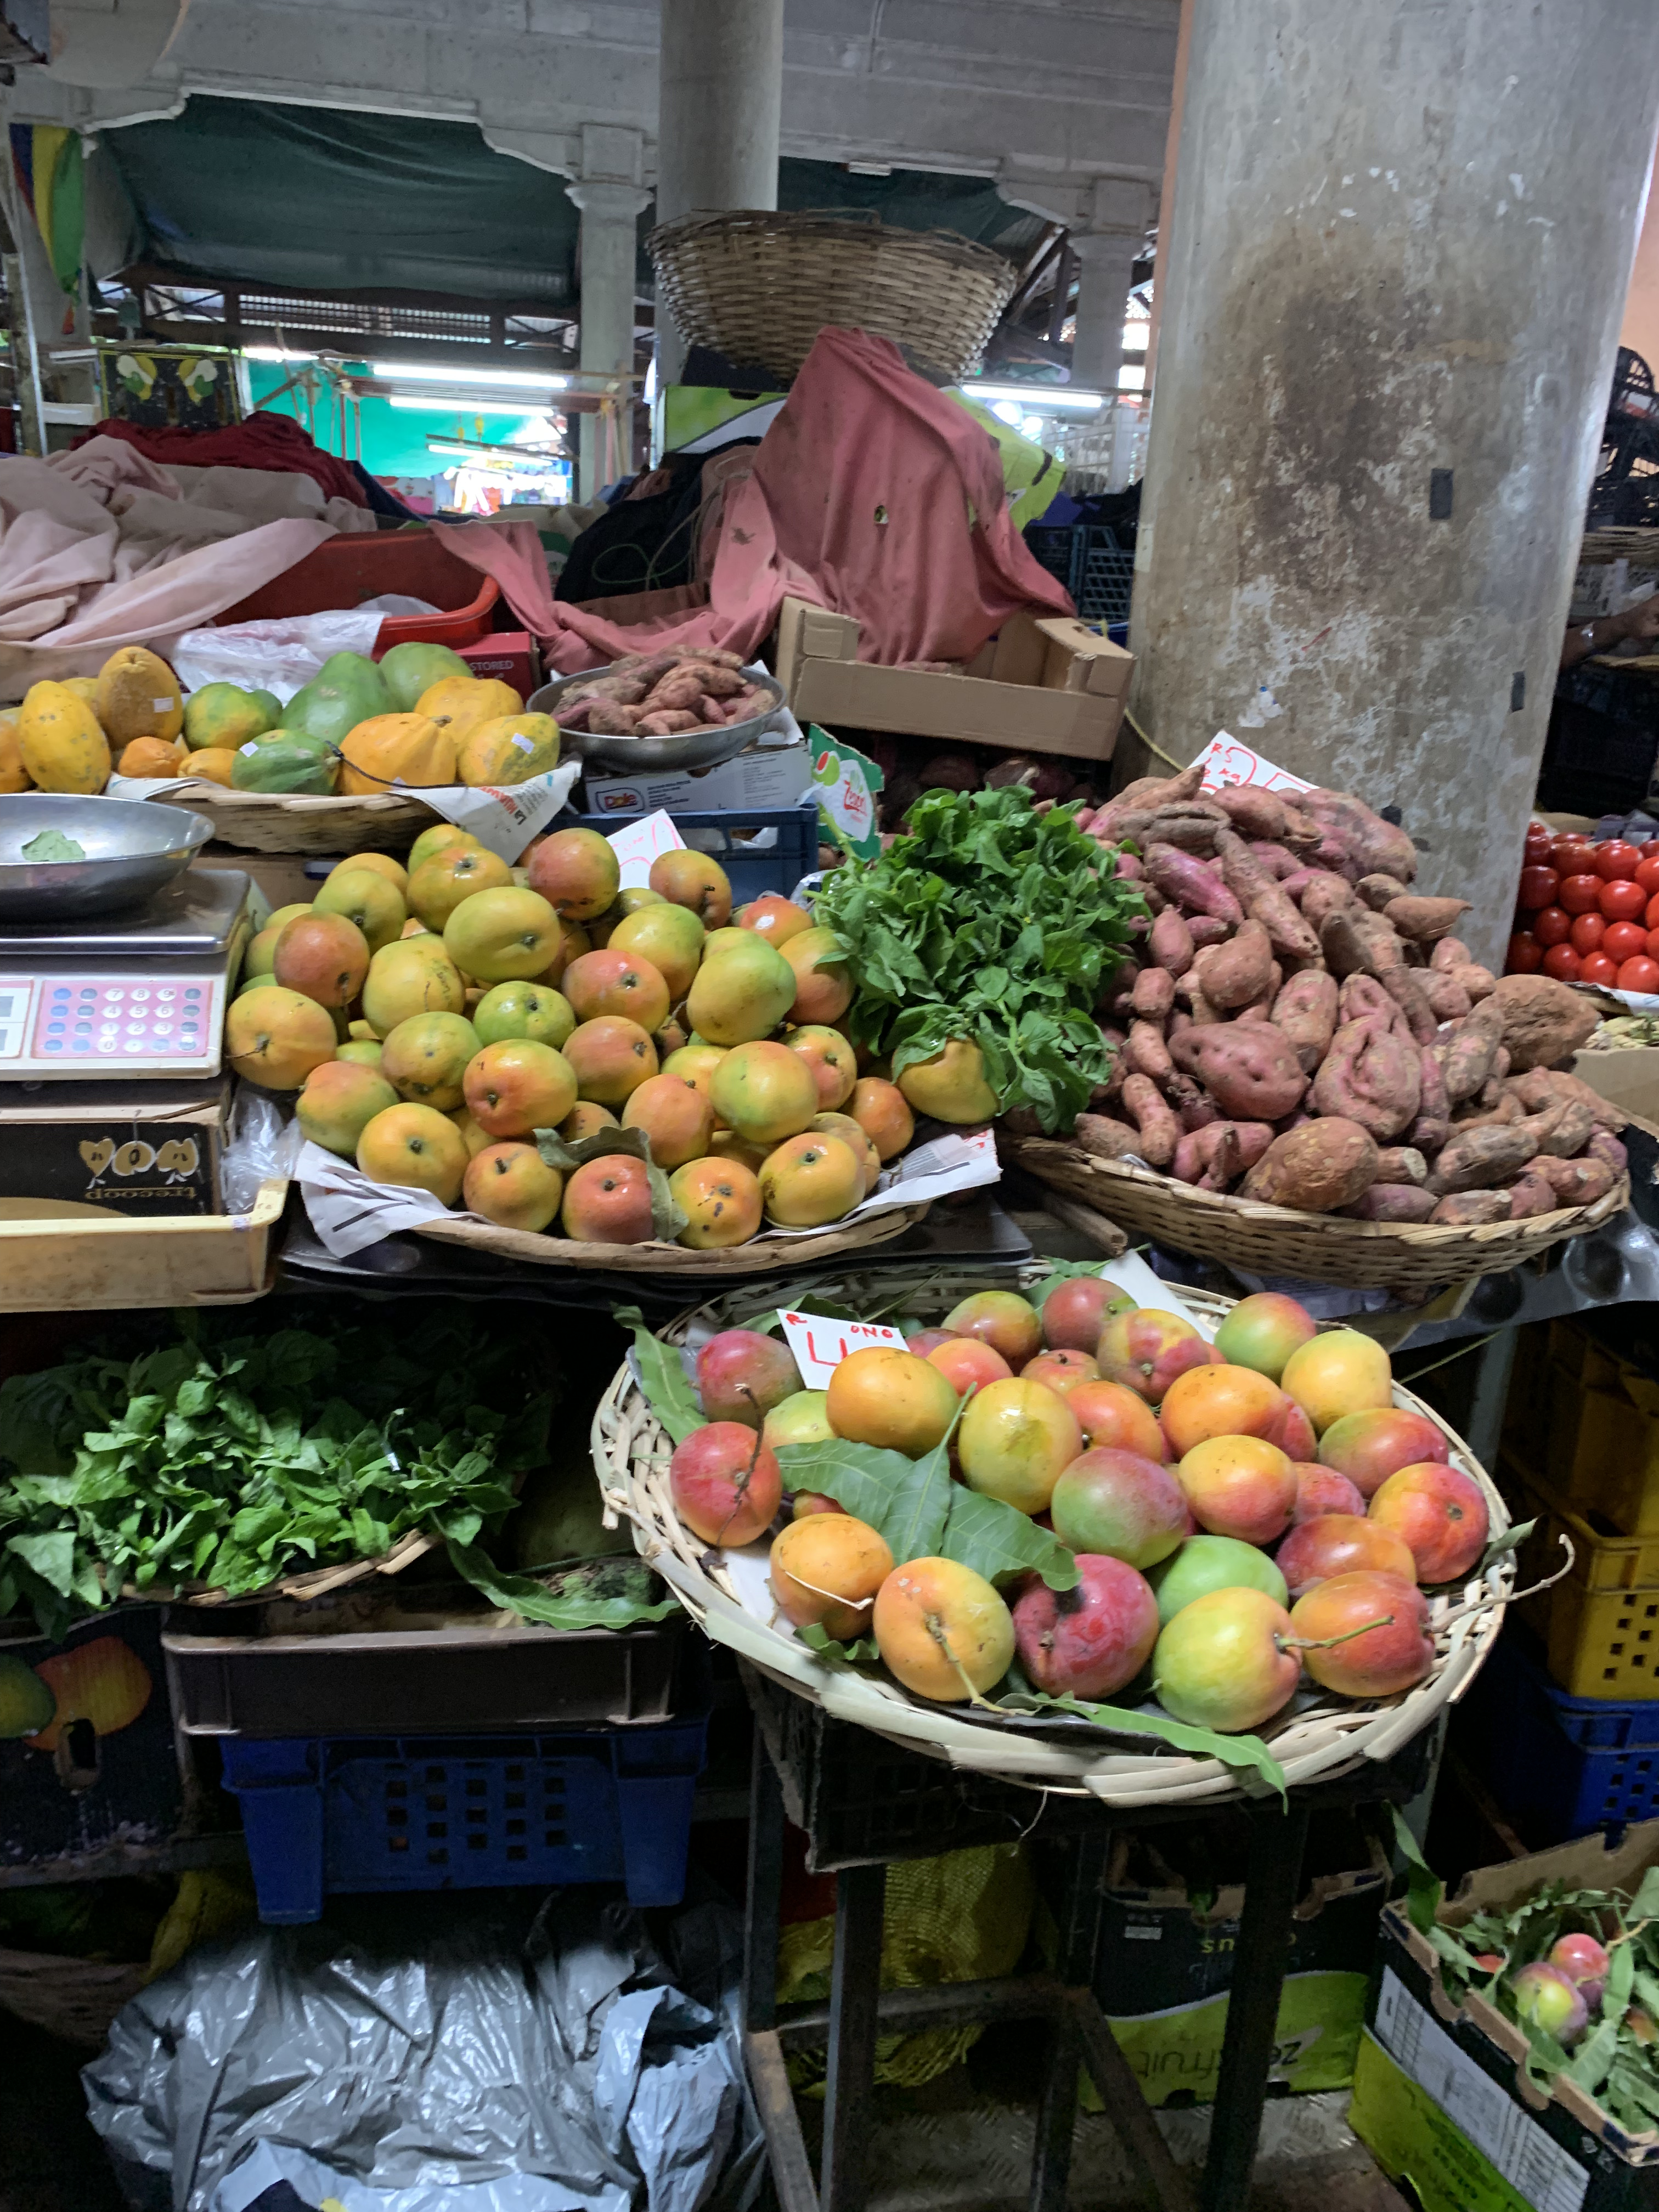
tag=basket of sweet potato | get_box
[1000,766,1633,1294]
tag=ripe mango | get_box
[685,934,795,1046]
[183,680,278,751]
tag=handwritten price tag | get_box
[1193,731,1312,797]
[606,808,686,888]
[777,1309,909,1387]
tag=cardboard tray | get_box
[0,1175,284,1311]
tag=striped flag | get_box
[9,123,84,295]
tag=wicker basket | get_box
[647,210,1017,386]
[142,782,438,855]
[1001,1135,1630,1297]
[592,1269,1514,1807]
[413,1201,929,1276]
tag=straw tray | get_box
[142,782,437,855]
[412,1201,929,1276]
[647,210,1017,386]
[593,1269,1513,1807]
[1000,1134,1629,1297]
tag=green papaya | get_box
[285,652,390,747]
[379,641,473,714]
[251,689,282,723]
[230,729,340,794]
[182,680,277,752]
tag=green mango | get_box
[285,651,390,747]
[379,640,473,714]
[231,730,340,794]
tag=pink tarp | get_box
[435,327,1073,674]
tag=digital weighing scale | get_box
[0,868,252,1079]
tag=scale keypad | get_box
[25,979,214,1062]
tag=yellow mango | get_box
[18,681,111,793]
[456,711,560,787]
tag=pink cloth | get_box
[435,328,1073,674]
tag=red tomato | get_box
[1581,952,1621,985]
[1641,840,1659,860]
[1570,912,1607,953]
[1532,905,1573,946]
[1560,874,1606,913]
[1648,927,1659,958]
[1542,944,1583,981]
[1604,920,1650,962]
[1554,835,1597,866]
[1634,857,1659,897]
[1505,932,1544,974]
[1602,878,1650,922]
[1517,865,1560,910]
[1596,840,1643,881]
[1619,957,1659,993]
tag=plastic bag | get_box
[83,1891,763,2212]
[171,612,387,702]
[220,1087,304,1216]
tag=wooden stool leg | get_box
[1029,1996,1081,2212]
[820,1863,885,2212]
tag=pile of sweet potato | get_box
[556,649,775,738]
[1060,764,1626,1225]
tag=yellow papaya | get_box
[0,710,30,794]
[416,675,522,746]
[336,712,457,796]
[60,675,101,708]
[18,681,111,793]
[456,711,560,787]
[183,747,237,787]
[95,645,183,744]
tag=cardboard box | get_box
[581,736,812,817]
[774,596,1133,764]
[1574,1045,1659,1124]
[1352,1824,1659,2211]
[192,846,312,920]
[460,630,539,698]
[0,1076,229,1218]
[1089,1813,1390,2107]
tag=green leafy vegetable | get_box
[812,785,1145,1131]
[20,829,86,864]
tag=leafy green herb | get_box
[812,785,1145,1131]
[20,829,86,864]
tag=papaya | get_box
[456,711,560,787]
[183,747,236,787]
[380,640,473,713]
[417,675,522,744]
[183,680,278,751]
[286,652,391,748]
[117,737,186,778]
[95,645,183,744]
[60,676,100,708]
[231,730,340,794]
[0,712,29,794]
[337,712,457,795]
[18,681,111,793]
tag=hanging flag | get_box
[9,123,84,295]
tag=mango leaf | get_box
[776,1435,951,1561]
[534,1126,685,1240]
[1482,1518,1536,1566]
[997,1684,1287,1798]
[1391,1806,1447,1935]
[939,1488,1079,1590]
[797,1621,881,1666]
[1025,1257,1135,1310]
[447,1542,681,1630]
[615,1306,704,1445]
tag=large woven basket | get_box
[647,210,1017,386]
[1001,1135,1630,1297]
[411,1201,929,1276]
[592,1269,1514,1807]
[142,782,437,855]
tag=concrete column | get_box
[567,127,650,498]
[1130,0,1659,969]
[1069,232,1139,398]
[654,0,782,383]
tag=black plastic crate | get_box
[1539,673,1659,817]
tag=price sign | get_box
[777,1309,909,1387]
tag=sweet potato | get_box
[1342,1184,1438,1222]
[1530,1155,1618,1207]
[1165,1070,1220,1131]
[1418,1042,1450,1127]
[1340,973,1410,1037]
[1375,1147,1429,1186]
[680,661,746,697]
[1384,896,1473,944]
[641,670,710,714]
[1273,969,1341,1073]
[1279,868,1315,902]
[1430,938,1472,973]
[1171,1021,1309,1121]
[1297,872,1357,929]
[1187,915,1233,949]
[1092,764,1205,839]
[1448,962,1497,1003]
[1419,971,1474,1023]
[1529,1099,1595,1158]
[1249,841,1302,879]
[1437,999,1506,1104]
[637,709,703,735]
[1320,908,1380,979]
[1213,830,1323,961]
[1378,964,1438,1046]
[1180,1120,1274,1191]
[1175,970,1224,1025]
[1074,1114,1143,1161]
[1131,967,1176,1024]
[1146,908,1195,977]
[1430,1192,1511,1225]
[1511,1068,1627,1131]
[1125,1019,1175,1084]
[1429,1124,1539,1193]
[1588,1129,1630,1176]
[1311,1017,1422,1141]
[1214,786,1286,841]
[1240,1118,1379,1212]
[1358,874,1411,912]
[1113,851,1146,881]
[1302,788,1418,882]
[1120,1073,1180,1167]
[588,702,642,734]
[1489,974,1600,1073]
[1196,918,1276,1011]
[1507,1174,1559,1220]
[1146,844,1244,926]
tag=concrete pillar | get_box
[567,126,650,499]
[1069,232,1139,398]
[654,0,782,383]
[1130,0,1659,969]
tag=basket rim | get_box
[591,1268,1513,1805]
[412,1200,930,1275]
[647,207,1019,281]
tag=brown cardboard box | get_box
[192,847,313,916]
[774,597,1132,763]
[0,1075,229,1217]
[1573,1045,1659,1122]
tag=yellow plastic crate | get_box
[1507,1465,1659,1697]
[1542,1358,1659,1536]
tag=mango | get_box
[417,675,522,743]
[286,652,390,748]
[380,640,473,713]
[362,937,467,1036]
[686,934,795,1046]
[0,710,30,794]
[896,1038,997,1124]
[456,712,560,787]
[297,1060,399,1156]
[337,712,456,796]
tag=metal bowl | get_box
[0,794,214,920]
[529,664,791,774]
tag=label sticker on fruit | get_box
[606,808,687,889]
[1192,731,1313,797]
[778,1309,910,1387]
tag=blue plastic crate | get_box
[1021,523,1135,624]
[1459,1629,1659,1841]
[221,1717,707,1925]
[565,801,821,906]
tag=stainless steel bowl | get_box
[529,663,791,775]
[0,794,214,920]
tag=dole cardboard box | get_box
[1352,1822,1659,2212]
[580,732,812,817]
[0,1077,228,1218]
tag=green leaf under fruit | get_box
[615,1306,704,1445]
[446,1541,680,1630]
[996,1684,1287,1797]
[534,1126,685,1240]
[797,1621,881,1665]
[939,1488,1078,1589]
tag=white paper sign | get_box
[606,808,686,889]
[778,1309,909,1387]
[1192,730,1313,797]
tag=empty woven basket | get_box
[647,210,1018,386]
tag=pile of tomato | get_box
[1508,824,1659,989]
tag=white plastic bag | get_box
[171,611,387,702]
[220,1088,304,1215]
